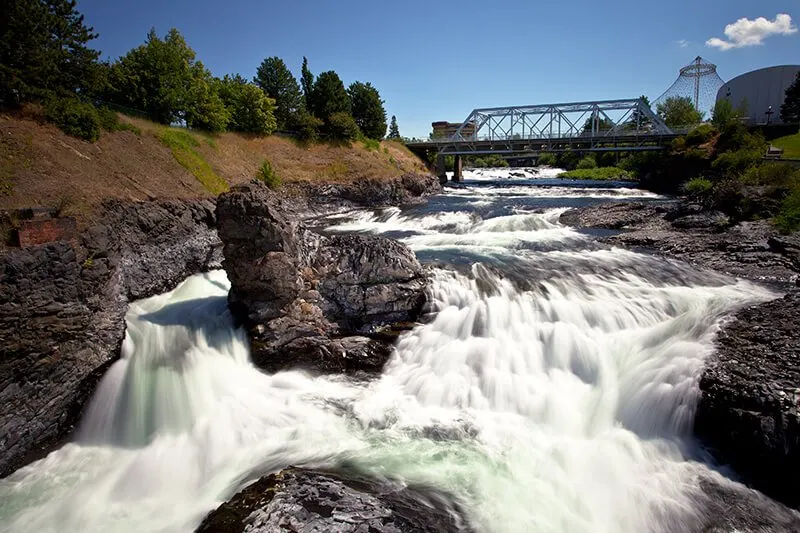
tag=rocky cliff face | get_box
[217,182,427,374]
[695,290,800,508]
[196,468,471,533]
[0,199,221,476]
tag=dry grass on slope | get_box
[0,110,429,218]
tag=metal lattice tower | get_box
[655,56,724,117]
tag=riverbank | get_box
[560,198,800,509]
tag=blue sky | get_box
[79,0,799,138]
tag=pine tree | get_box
[254,56,303,130]
[347,81,386,140]
[0,0,100,103]
[300,56,314,109]
[388,115,400,139]
[309,71,350,119]
[781,71,800,126]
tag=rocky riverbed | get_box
[561,199,800,510]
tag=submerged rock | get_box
[217,182,427,374]
[695,290,800,508]
[196,468,471,533]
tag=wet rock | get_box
[561,201,799,284]
[196,468,471,533]
[695,290,800,508]
[0,200,221,477]
[285,173,442,210]
[217,182,427,374]
[697,474,800,532]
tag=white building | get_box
[716,65,800,125]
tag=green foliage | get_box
[775,188,800,233]
[558,167,630,180]
[740,163,800,188]
[215,74,277,135]
[0,0,100,104]
[300,57,314,109]
[294,111,323,143]
[556,150,580,170]
[310,71,351,120]
[537,153,557,166]
[104,28,227,130]
[96,106,141,135]
[712,99,740,129]
[469,154,509,168]
[325,111,360,141]
[362,137,380,151]
[685,124,716,147]
[712,148,763,175]
[780,71,800,125]
[656,96,704,128]
[348,81,386,140]
[156,127,228,194]
[256,159,281,189]
[254,56,303,131]
[683,177,714,196]
[582,116,614,133]
[387,115,401,139]
[44,96,101,142]
[576,155,597,169]
[715,121,766,155]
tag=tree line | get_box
[0,0,402,143]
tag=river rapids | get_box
[0,168,777,532]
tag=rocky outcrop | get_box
[196,468,471,533]
[286,172,442,210]
[0,199,221,477]
[695,290,800,508]
[217,182,427,374]
[560,201,799,284]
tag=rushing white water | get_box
[0,176,779,533]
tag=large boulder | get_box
[695,290,800,508]
[217,182,427,374]
[196,468,471,533]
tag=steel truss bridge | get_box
[406,99,682,173]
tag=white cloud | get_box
[706,13,797,50]
[675,39,690,48]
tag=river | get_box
[0,167,777,532]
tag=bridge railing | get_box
[422,126,695,143]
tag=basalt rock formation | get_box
[196,468,471,533]
[695,290,800,508]
[0,199,221,476]
[217,182,428,374]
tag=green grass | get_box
[558,166,631,181]
[156,127,228,195]
[772,132,800,159]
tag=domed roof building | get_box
[716,65,800,126]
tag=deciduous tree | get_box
[300,56,314,109]
[656,96,704,128]
[215,74,276,135]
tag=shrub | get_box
[775,188,800,233]
[44,97,101,142]
[558,167,630,180]
[325,111,361,142]
[685,124,716,147]
[295,112,323,143]
[362,137,380,151]
[740,163,800,188]
[683,177,713,196]
[712,149,762,175]
[538,153,557,166]
[256,160,281,189]
[576,155,597,170]
[96,107,141,135]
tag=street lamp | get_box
[765,105,774,126]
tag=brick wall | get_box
[16,217,78,248]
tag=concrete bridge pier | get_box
[452,155,462,182]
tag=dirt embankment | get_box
[0,110,429,219]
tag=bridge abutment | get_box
[435,154,447,185]
[453,155,462,182]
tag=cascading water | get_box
[0,168,778,533]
